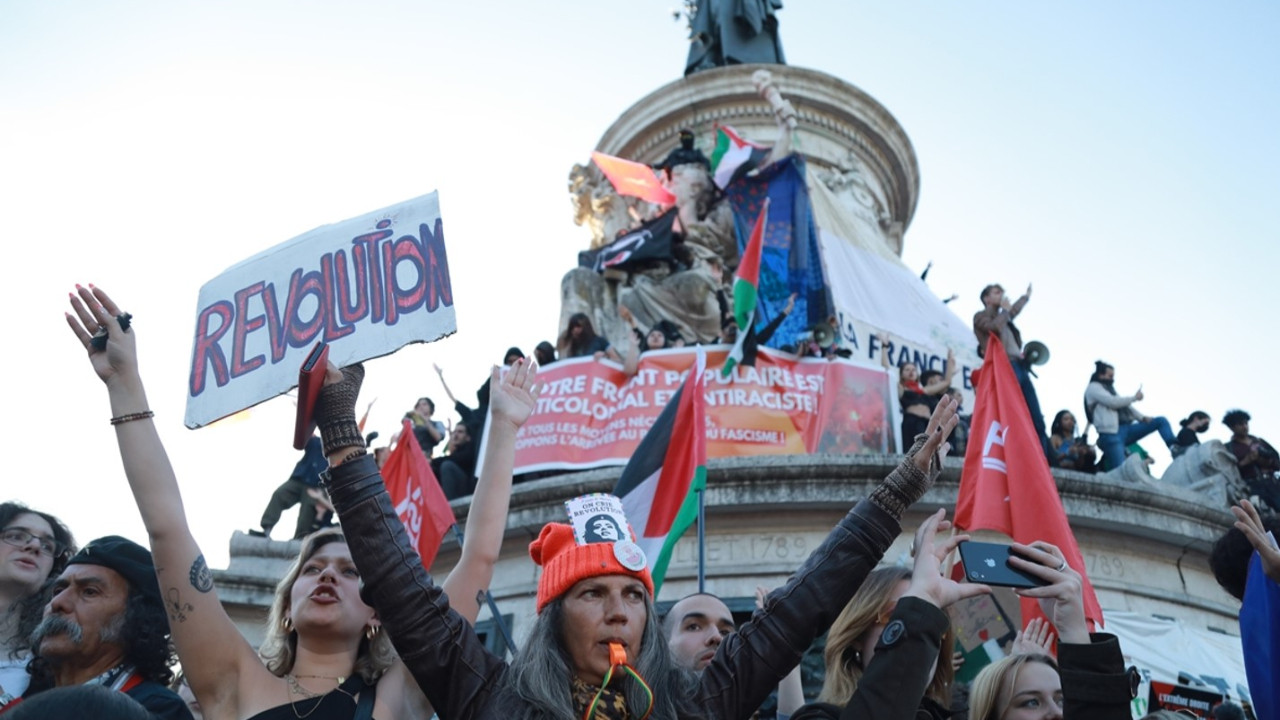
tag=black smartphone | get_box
[958,541,1050,589]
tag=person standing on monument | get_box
[973,283,1047,449]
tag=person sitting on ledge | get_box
[557,312,622,362]
[1172,410,1211,458]
[1223,409,1280,511]
[1048,410,1097,473]
[1084,361,1176,471]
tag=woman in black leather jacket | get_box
[313,362,962,720]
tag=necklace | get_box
[284,673,356,720]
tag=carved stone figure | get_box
[562,74,800,349]
[568,162,647,248]
[685,0,786,75]
[1096,441,1250,509]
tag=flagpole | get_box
[449,525,518,657]
[696,487,706,593]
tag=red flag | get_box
[954,334,1104,631]
[591,152,678,206]
[381,419,456,567]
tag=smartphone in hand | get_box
[958,541,1050,589]
[293,342,329,450]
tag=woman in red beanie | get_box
[312,354,959,720]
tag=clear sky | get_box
[2,1,1277,567]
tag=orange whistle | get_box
[608,642,628,667]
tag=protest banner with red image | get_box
[511,347,892,473]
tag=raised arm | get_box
[317,365,508,719]
[64,286,263,714]
[755,586,804,720]
[440,360,539,623]
[1008,284,1031,318]
[838,509,989,720]
[1083,383,1137,410]
[921,350,956,396]
[434,363,460,406]
[875,333,892,371]
[700,398,959,720]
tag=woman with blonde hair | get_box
[792,509,986,720]
[966,541,1131,720]
[65,285,539,720]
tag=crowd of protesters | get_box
[0,283,1271,720]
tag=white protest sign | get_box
[184,192,455,429]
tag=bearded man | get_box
[23,536,191,720]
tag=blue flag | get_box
[1239,552,1279,720]
[725,155,831,350]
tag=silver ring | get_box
[1056,560,1068,572]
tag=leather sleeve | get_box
[1057,633,1132,720]
[697,495,905,720]
[324,455,506,720]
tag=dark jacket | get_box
[791,597,951,720]
[792,599,1132,720]
[125,681,195,720]
[1057,633,1132,719]
[324,450,934,720]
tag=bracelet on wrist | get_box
[110,411,154,425]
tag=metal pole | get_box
[696,487,706,593]
[449,525,518,656]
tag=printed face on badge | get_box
[585,515,623,543]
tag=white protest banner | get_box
[184,192,454,429]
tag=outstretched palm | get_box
[490,359,540,432]
[65,285,139,386]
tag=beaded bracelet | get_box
[110,411,155,425]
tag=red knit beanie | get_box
[528,522,654,613]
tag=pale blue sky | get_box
[2,2,1277,564]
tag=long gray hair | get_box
[505,595,704,720]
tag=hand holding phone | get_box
[958,541,1049,589]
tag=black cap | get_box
[66,536,162,605]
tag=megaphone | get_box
[1024,340,1050,366]
[798,323,836,349]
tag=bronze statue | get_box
[685,0,786,76]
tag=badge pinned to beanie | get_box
[529,495,655,614]
[565,494,648,572]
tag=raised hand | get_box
[1232,499,1280,585]
[490,359,540,433]
[902,509,990,609]
[1008,541,1089,644]
[914,394,959,472]
[65,285,139,387]
[1011,617,1056,657]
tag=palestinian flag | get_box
[722,199,769,378]
[613,351,707,593]
[709,125,769,189]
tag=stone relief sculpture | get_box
[567,162,650,249]
[561,72,799,350]
[1097,440,1250,509]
